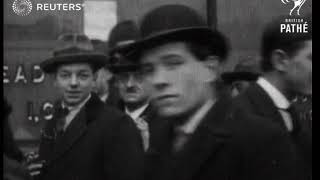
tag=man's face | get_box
[286,40,312,95]
[231,81,251,97]
[54,63,95,106]
[117,70,151,105]
[140,42,218,118]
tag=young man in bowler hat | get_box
[108,20,155,152]
[117,5,232,180]
[218,15,312,180]
[27,33,144,180]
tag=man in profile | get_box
[218,15,312,179]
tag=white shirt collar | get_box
[99,93,109,102]
[125,103,149,121]
[177,99,216,135]
[59,94,92,130]
[257,77,290,109]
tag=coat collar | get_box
[147,97,232,180]
[169,97,232,180]
[43,93,104,165]
[244,83,288,130]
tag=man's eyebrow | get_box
[160,54,182,60]
[78,70,91,73]
[59,69,70,73]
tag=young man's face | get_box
[116,70,151,106]
[286,40,312,95]
[140,42,218,118]
[54,63,96,106]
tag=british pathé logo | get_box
[12,0,33,16]
[281,0,307,15]
[280,18,309,33]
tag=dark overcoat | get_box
[38,93,144,180]
[214,84,312,180]
[145,97,232,180]
[145,84,312,180]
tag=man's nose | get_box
[125,74,137,87]
[70,75,79,87]
[151,68,169,90]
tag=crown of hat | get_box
[108,20,140,50]
[140,4,208,38]
[233,59,261,74]
[53,33,95,57]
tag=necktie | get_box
[135,116,150,151]
[286,105,301,134]
[172,128,190,153]
[56,107,69,133]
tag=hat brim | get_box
[221,72,260,84]
[115,27,229,60]
[40,53,108,73]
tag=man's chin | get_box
[123,97,141,103]
[64,97,83,106]
[157,106,182,118]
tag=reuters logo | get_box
[12,0,33,16]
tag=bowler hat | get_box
[107,20,141,73]
[40,33,108,73]
[221,59,261,84]
[116,4,229,61]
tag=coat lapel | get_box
[245,83,288,131]
[47,94,103,165]
[170,99,231,180]
[140,104,157,124]
[51,109,88,162]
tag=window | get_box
[84,0,117,41]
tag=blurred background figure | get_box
[108,20,155,151]
[91,39,123,108]
[292,94,312,128]
[221,58,261,97]
[3,97,31,180]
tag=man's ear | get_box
[270,49,290,72]
[203,56,222,83]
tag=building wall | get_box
[4,0,85,152]
[117,0,207,23]
[217,0,312,69]
[4,0,84,40]
[117,0,312,69]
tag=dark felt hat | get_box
[221,59,261,84]
[107,20,141,73]
[116,4,229,61]
[40,34,108,73]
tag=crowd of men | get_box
[4,4,312,180]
